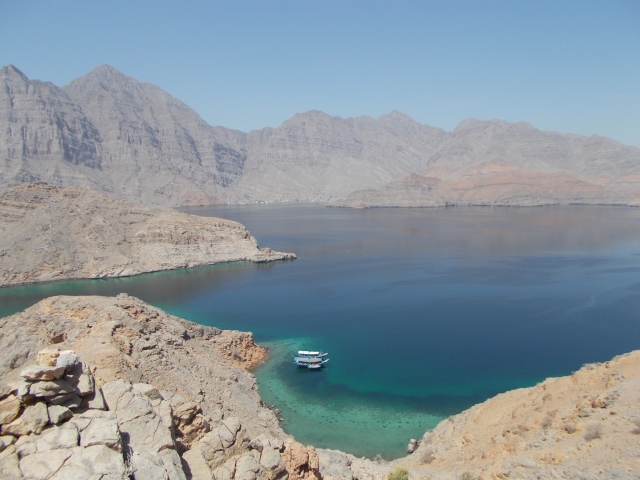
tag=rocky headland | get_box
[3,64,640,208]
[0,183,295,287]
[0,295,638,479]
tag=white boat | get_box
[293,356,329,369]
[296,350,328,358]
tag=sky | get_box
[1,0,639,146]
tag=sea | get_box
[1,205,639,459]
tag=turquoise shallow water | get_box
[1,205,640,458]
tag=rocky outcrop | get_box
[2,65,640,207]
[398,351,640,480]
[0,183,295,287]
[0,296,326,479]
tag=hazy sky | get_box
[1,1,639,146]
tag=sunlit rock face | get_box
[2,64,640,207]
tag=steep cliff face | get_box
[0,183,295,287]
[3,64,639,208]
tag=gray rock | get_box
[3,401,48,436]
[31,423,79,453]
[20,364,66,381]
[55,351,80,371]
[0,435,15,451]
[61,394,83,410]
[102,380,175,453]
[260,447,285,476]
[133,383,163,403]
[79,411,121,452]
[235,453,261,480]
[76,372,95,397]
[0,450,21,479]
[29,379,75,398]
[46,392,77,405]
[0,395,21,425]
[54,444,127,479]
[19,448,73,479]
[0,384,11,400]
[182,446,214,480]
[47,404,73,424]
[80,387,106,411]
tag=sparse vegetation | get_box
[564,422,577,434]
[541,415,552,429]
[631,418,640,434]
[460,473,477,480]
[388,466,409,480]
[418,447,435,464]
[584,423,603,441]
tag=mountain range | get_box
[2,64,639,207]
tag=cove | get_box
[1,205,640,459]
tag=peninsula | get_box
[0,183,295,287]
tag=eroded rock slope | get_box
[0,183,295,287]
[3,64,640,207]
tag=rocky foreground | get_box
[0,183,295,287]
[0,295,638,480]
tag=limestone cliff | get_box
[0,183,295,287]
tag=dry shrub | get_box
[460,473,477,480]
[388,466,409,480]
[541,415,552,429]
[564,422,577,434]
[631,418,640,434]
[418,447,435,464]
[584,423,603,441]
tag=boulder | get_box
[80,388,107,411]
[3,401,49,436]
[0,384,12,400]
[55,351,80,371]
[36,348,60,367]
[76,372,95,397]
[235,453,261,480]
[20,365,66,381]
[29,379,75,398]
[0,395,21,425]
[260,447,286,479]
[47,404,73,425]
[61,394,83,410]
[0,435,16,451]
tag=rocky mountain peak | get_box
[1,64,29,82]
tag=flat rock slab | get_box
[20,365,66,381]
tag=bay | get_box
[1,205,640,458]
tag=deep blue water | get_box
[1,205,640,458]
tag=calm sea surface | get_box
[2,205,640,458]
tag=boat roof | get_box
[298,350,322,355]
[294,357,323,363]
